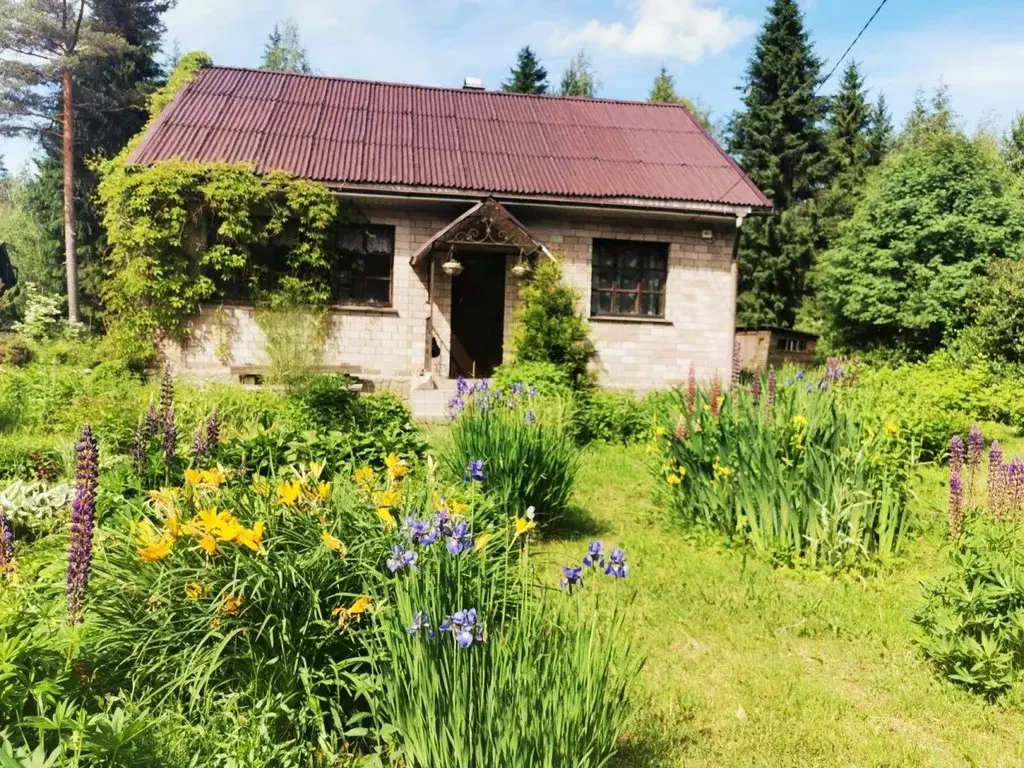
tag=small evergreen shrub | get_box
[509,258,595,390]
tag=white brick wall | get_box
[164,199,738,393]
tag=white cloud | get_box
[549,0,754,62]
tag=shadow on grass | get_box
[544,502,609,540]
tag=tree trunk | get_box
[62,69,79,325]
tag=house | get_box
[131,66,771,397]
[735,327,818,371]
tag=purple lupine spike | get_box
[206,411,219,452]
[159,369,174,419]
[67,425,99,625]
[948,471,964,540]
[193,423,208,462]
[987,440,1005,520]
[767,369,777,417]
[751,374,761,405]
[0,507,13,576]
[163,406,177,467]
[949,435,965,474]
[1009,457,1024,519]
[130,419,148,475]
[144,401,159,436]
[731,341,741,387]
[967,424,983,506]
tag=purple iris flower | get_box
[456,377,469,397]
[560,565,584,594]
[386,544,418,574]
[446,520,474,555]
[466,459,486,482]
[404,516,438,546]
[582,540,605,569]
[605,548,629,579]
[795,370,805,381]
[440,607,483,649]
[525,409,536,425]
[528,386,539,399]
[512,382,524,396]
[408,609,435,638]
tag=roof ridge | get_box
[198,65,710,113]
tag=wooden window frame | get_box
[331,224,395,307]
[590,238,669,319]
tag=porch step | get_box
[409,388,452,422]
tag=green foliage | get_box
[509,258,595,389]
[558,51,598,97]
[573,390,655,445]
[647,67,714,134]
[441,384,579,522]
[376,534,638,768]
[914,517,1024,699]
[146,51,212,119]
[965,258,1024,364]
[11,283,64,341]
[501,46,548,94]
[826,62,872,186]
[491,361,574,399]
[0,480,72,538]
[728,0,827,326]
[815,112,1024,357]
[256,307,328,386]
[261,19,312,74]
[654,373,918,566]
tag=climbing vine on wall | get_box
[95,51,355,363]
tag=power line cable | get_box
[816,0,893,93]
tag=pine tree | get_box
[262,19,311,74]
[502,46,548,94]
[648,67,714,133]
[22,0,171,325]
[0,0,127,323]
[727,0,827,327]
[866,93,894,167]
[558,51,598,97]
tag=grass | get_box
[534,430,1024,768]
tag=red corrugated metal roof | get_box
[130,66,771,210]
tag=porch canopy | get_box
[409,198,548,265]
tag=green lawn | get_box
[535,436,1024,768]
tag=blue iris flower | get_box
[440,607,483,649]
[408,609,435,638]
[795,370,805,381]
[466,459,486,482]
[446,520,474,555]
[582,540,605,569]
[560,565,584,593]
[604,547,629,579]
[512,382,524,396]
[386,544,417,574]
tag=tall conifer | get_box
[502,46,548,94]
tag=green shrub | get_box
[492,361,574,399]
[285,373,359,430]
[914,517,1024,699]
[0,480,72,538]
[440,380,579,522]
[0,434,67,481]
[508,258,595,389]
[0,334,30,367]
[376,527,639,768]
[966,258,1024,364]
[654,371,918,566]
[574,390,651,445]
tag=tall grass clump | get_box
[440,378,579,522]
[654,364,918,566]
[374,516,639,768]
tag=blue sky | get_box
[4,0,1024,172]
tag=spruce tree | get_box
[727,0,827,326]
[647,67,714,132]
[826,62,871,183]
[866,93,894,167]
[502,46,548,94]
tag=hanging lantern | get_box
[511,249,531,278]
[441,246,463,277]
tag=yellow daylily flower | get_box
[513,517,536,536]
[184,469,204,487]
[373,489,401,509]
[221,594,243,616]
[384,453,408,480]
[677,466,687,477]
[166,511,180,539]
[147,487,180,511]
[312,481,332,502]
[332,596,372,628]
[475,532,493,550]
[308,462,325,479]
[376,508,397,528]
[138,534,174,562]
[252,476,272,497]
[885,420,900,437]
[277,480,302,507]
[203,466,228,488]
[450,499,470,516]
[185,582,207,601]
[235,521,266,553]
[666,474,682,486]
[712,457,734,479]
[321,530,347,554]
[197,534,218,556]
[352,467,376,492]
[791,415,808,428]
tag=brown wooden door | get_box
[449,253,505,378]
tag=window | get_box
[777,337,808,352]
[590,239,668,318]
[331,225,394,305]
